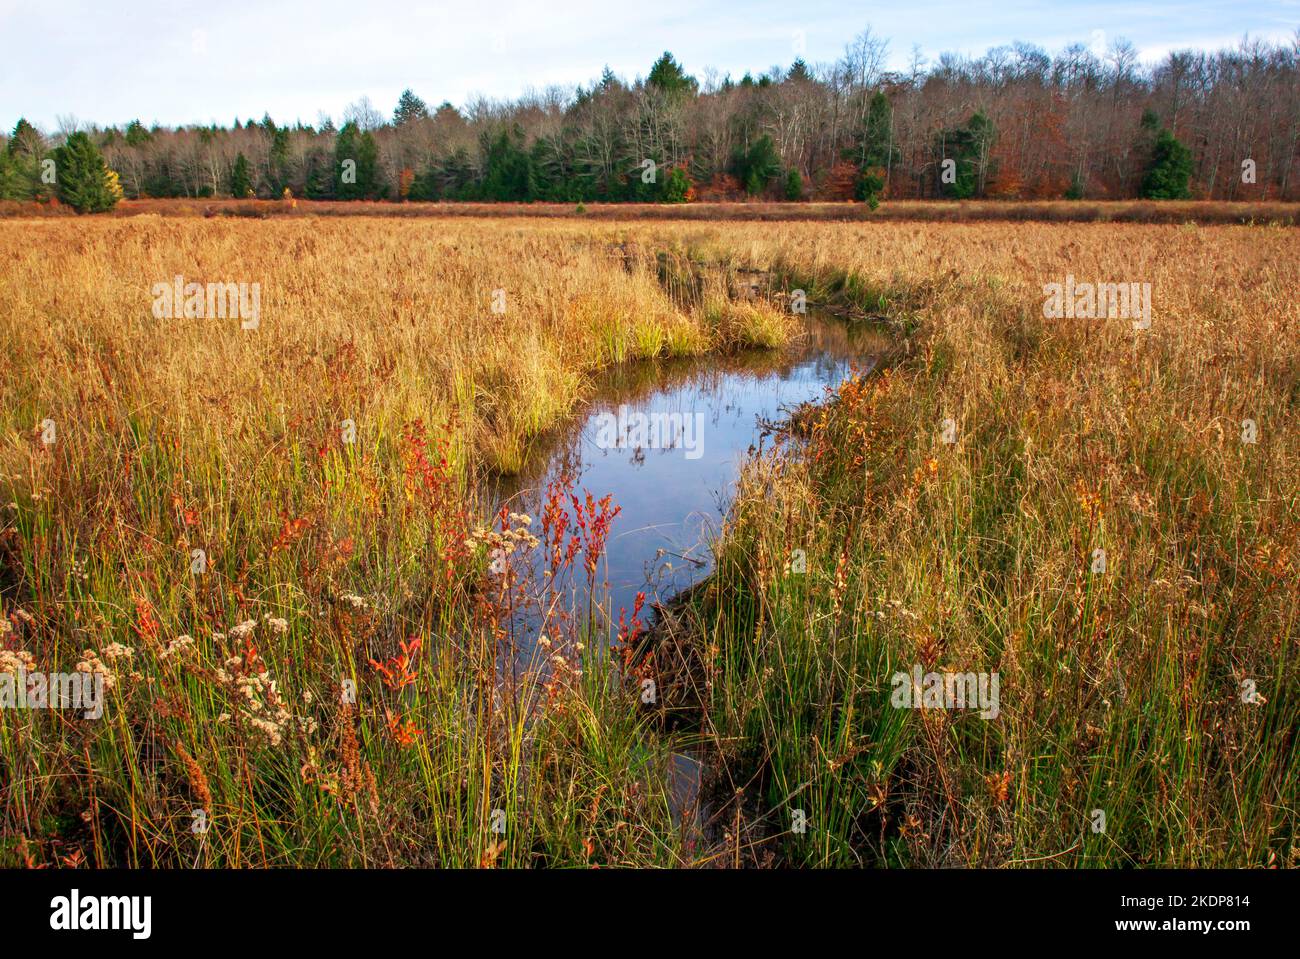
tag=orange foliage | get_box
[692,173,745,202]
[819,162,860,202]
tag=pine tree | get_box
[646,52,697,99]
[1141,128,1193,199]
[733,135,782,195]
[1,119,42,200]
[440,147,477,199]
[393,89,430,125]
[267,125,290,194]
[661,166,691,203]
[334,122,382,199]
[229,153,254,197]
[125,120,150,147]
[854,92,896,205]
[937,110,995,199]
[8,118,42,157]
[0,150,21,200]
[787,59,813,83]
[782,168,802,200]
[51,132,118,213]
[478,128,531,201]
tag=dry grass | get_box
[703,219,1299,865]
[4,197,1298,225]
[0,215,1294,867]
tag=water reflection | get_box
[489,317,883,647]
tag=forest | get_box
[1,30,1299,209]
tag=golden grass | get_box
[706,219,1299,865]
[5,196,1298,226]
[0,219,753,476]
[0,215,1294,867]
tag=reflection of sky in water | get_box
[494,318,878,645]
[580,356,846,603]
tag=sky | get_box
[1,0,1297,131]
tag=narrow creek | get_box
[490,314,885,648]
[485,313,886,850]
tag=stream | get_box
[485,313,884,846]
[491,315,884,650]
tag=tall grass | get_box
[0,218,754,867]
[673,221,1298,866]
[0,216,1293,868]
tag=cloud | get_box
[1,0,1297,129]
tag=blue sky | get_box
[1,0,1296,131]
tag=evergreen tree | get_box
[393,89,430,125]
[229,153,254,197]
[733,135,782,195]
[8,118,42,157]
[334,121,382,199]
[479,128,532,201]
[646,52,697,99]
[661,166,691,203]
[784,168,804,200]
[854,92,896,205]
[302,146,334,199]
[125,120,150,147]
[267,124,291,194]
[51,132,118,212]
[937,110,994,199]
[0,150,21,200]
[1,119,43,200]
[441,147,478,199]
[528,135,592,202]
[407,162,438,202]
[1141,127,1193,199]
[787,59,813,83]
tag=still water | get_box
[492,317,882,644]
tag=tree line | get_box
[3,29,1298,212]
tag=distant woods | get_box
[3,31,1299,212]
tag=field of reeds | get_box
[4,197,1299,226]
[0,214,1295,867]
